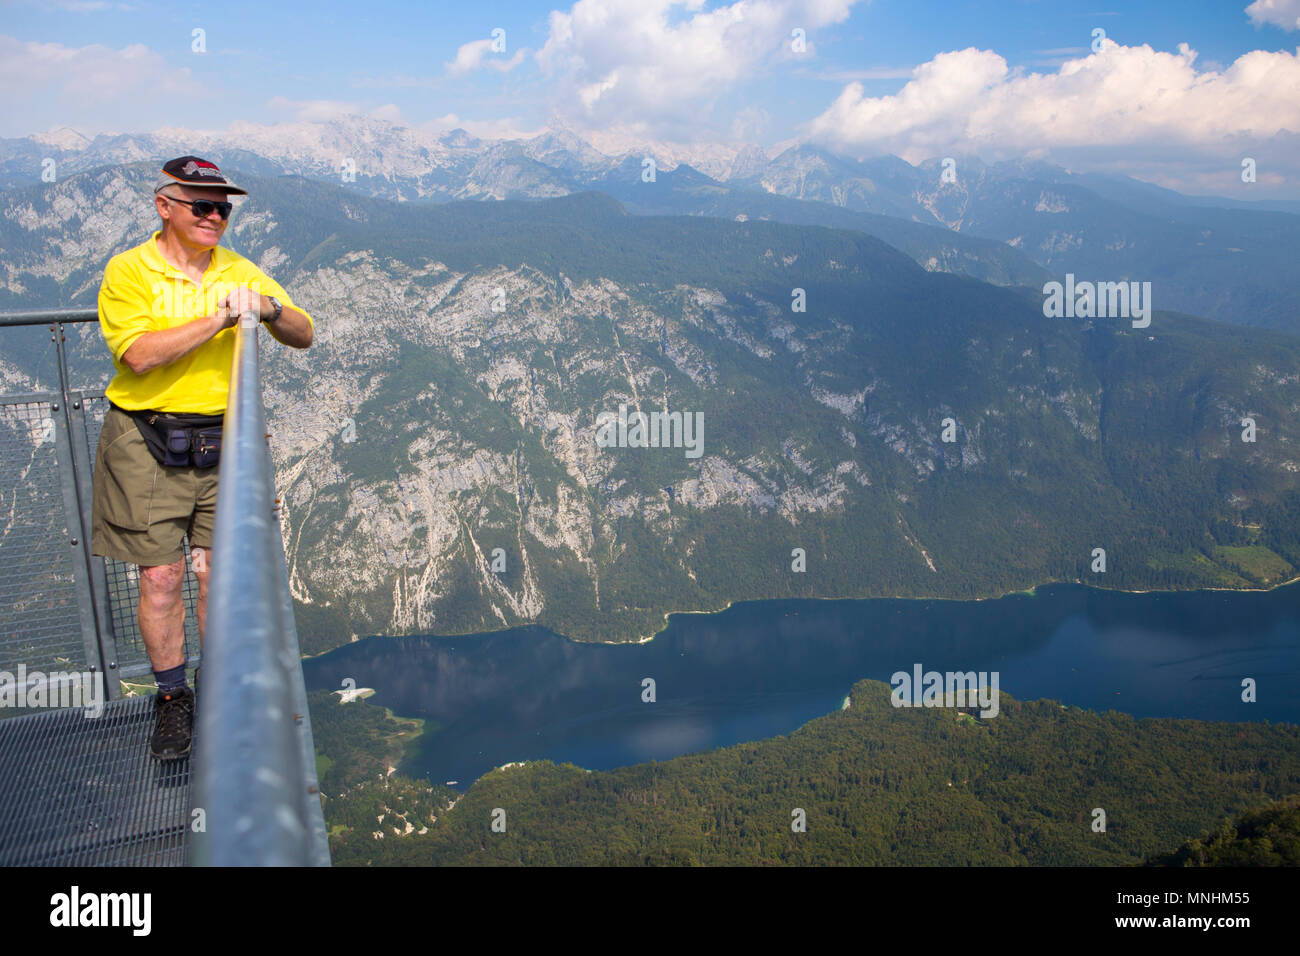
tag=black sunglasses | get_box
[164,195,233,220]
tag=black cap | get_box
[154,155,247,195]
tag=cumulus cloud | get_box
[807,40,1300,188]
[536,0,865,136]
[0,34,202,137]
[446,37,527,76]
[1245,0,1300,30]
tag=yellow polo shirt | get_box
[97,230,313,414]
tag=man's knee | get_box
[139,560,185,609]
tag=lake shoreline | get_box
[305,573,1300,654]
[304,574,1300,795]
[633,574,1300,647]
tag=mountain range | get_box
[1,160,1297,651]
[4,116,1299,330]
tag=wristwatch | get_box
[265,296,284,324]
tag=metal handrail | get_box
[0,309,97,327]
[190,311,330,866]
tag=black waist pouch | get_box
[115,403,225,468]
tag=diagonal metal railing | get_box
[191,309,329,866]
[0,307,328,866]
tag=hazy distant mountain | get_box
[2,165,1297,651]
[4,116,1297,329]
[582,160,1052,289]
[734,146,1300,331]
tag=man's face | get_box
[155,184,233,248]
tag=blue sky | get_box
[3,0,1299,194]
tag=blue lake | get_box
[302,581,1300,791]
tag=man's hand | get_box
[214,302,237,331]
[219,286,265,325]
[218,285,312,348]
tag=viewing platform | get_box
[0,309,328,866]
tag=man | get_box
[93,155,314,760]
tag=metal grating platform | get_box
[0,695,194,866]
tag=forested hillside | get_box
[1145,795,1300,866]
[315,680,1300,866]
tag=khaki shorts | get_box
[91,405,219,567]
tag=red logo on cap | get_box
[182,160,223,178]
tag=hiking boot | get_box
[150,686,195,761]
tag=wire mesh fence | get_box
[0,332,207,708]
[0,396,89,677]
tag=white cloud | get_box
[807,41,1300,185]
[368,104,403,124]
[730,105,771,141]
[265,97,402,124]
[446,38,527,76]
[422,113,542,141]
[1245,0,1300,30]
[0,34,202,137]
[266,97,358,122]
[536,0,865,136]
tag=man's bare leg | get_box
[139,559,187,671]
[141,557,196,760]
[191,545,211,647]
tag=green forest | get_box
[310,680,1300,866]
[1145,794,1300,866]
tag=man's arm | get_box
[264,303,313,349]
[220,288,313,349]
[121,309,234,375]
